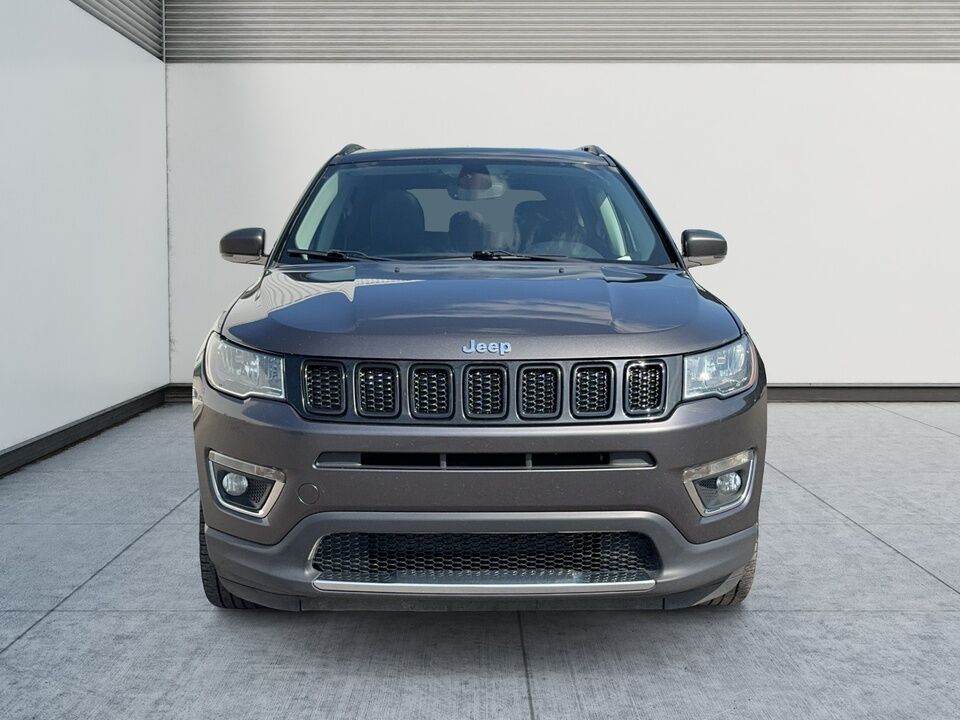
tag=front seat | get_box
[448,210,488,253]
[513,200,549,251]
[368,190,425,256]
[513,197,600,258]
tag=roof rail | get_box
[578,145,607,157]
[337,143,365,156]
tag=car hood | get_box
[222,262,741,360]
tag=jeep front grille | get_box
[625,361,666,415]
[302,361,346,415]
[519,365,561,419]
[356,364,399,417]
[410,366,453,418]
[573,364,614,417]
[464,366,507,419]
[297,358,671,424]
[312,531,661,586]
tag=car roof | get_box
[329,147,611,166]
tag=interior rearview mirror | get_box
[681,229,727,267]
[220,228,266,265]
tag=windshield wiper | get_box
[286,248,387,262]
[470,249,568,262]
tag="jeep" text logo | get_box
[462,339,512,356]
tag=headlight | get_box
[204,334,284,400]
[683,335,756,400]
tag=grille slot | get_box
[625,362,666,416]
[519,365,561,419]
[356,364,399,417]
[573,364,614,417]
[302,361,346,415]
[531,452,608,467]
[312,532,661,584]
[464,366,507,419]
[410,366,453,418]
[360,452,441,468]
[316,451,654,469]
[446,453,526,468]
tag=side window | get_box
[294,173,340,249]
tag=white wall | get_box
[167,63,960,385]
[0,0,168,450]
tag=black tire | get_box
[702,541,757,607]
[199,504,260,609]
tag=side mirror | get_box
[681,229,727,267]
[220,228,266,265]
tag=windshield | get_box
[282,160,675,265]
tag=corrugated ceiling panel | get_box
[70,0,163,58]
[163,1,960,62]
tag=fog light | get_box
[221,472,248,497]
[208,451,285,517]
[716,471,742,495]
[683,450,755,516]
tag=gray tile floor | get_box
[2,402,960,719]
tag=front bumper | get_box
[205,511,758,610]
[193,373,765,608]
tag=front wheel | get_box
[701,541,757,607]
[199,504,259,609]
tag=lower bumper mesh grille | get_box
[312,532,661,585]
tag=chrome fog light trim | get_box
[682,449,756,516]
[207,451,285,518]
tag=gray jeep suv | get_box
[193,145,765,610]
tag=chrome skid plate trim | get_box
[312,577,656,595]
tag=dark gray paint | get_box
[194,373,764,607]
[222,264,744,360]
[681,229,727,267]
[219,227,266,264]
[194,146,767,607]
[193,372,767,547]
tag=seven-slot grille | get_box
[573,364,614,417]
[302,361,346,415]
[299,360,670,422]
[625,362,666,415]
[312,531,662,585]
[519,366,561,418]
[410,366,453,418]
[356,364,399,417]
[464,366,507,418]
